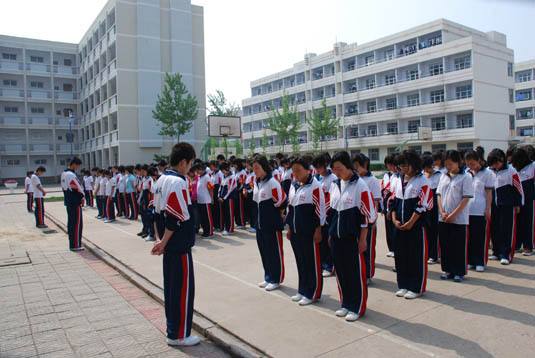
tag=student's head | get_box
[134,164,142,175]
[511,147,532,172]
[104,170,112,178]
[291,156,311,183]
[169,142,196,174]
[506,146,515,164]
[269,159,278,171]
[280,157,290,169]
[275,152,285,164]
[216,154,226,163]
[193,163,205,176]
[331,151,354,180]
[112,165,118,173]
[219,161,230,176]
[252,155,271,179]
[487,148,506,171]
[524,145,535,161]
[464,150,482,172]
[158,159,168,172]
[475,146,486,166]
[397,150,422,177]
[245,159,253,171]
[384,154,397,172]
[118,165,125,174]
[97,168,103,176]
[209,160,218,171]
[69,157,82,171]
[148,166,159,178]
[421,154,434,174]
[444,150,463,174]
[432,151,445,169]
[352,153,369,176]
[312,154,328,175]
[35,166,46,176]
[26,171,33,177]
[235,158,245,171]
[140,164,149,176]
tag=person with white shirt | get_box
[83,170,94,208]
[196,166,214,237]
[511,147,535,256]
[422,154,443,265]
[210,161,224,231]
[61,158,85,250]
[24,171,34,213]
[104,170,116,223]
[31,167,47,228]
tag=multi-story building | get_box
[241,19,515,162]
[513,60,535,139]
[0,0,206,181]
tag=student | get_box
[391,150,431,298]
[244,160,257,233]
[465,150,494,271]
[125,166,138,220]
[511,147,534,256]
[487,148,524,265]
[196,165,214,237]
[433,151,446,174]
[150,143,200,347]
[144,166,158,242]
[61,158,85,250]
[271,159,282,182]
[218,162,236,235]
[280,157,293,197]
[83,170,94,208]
[253,155,286,291]
[381,155,398,258]
[328,151,376,320]
[31,167,47,228]
[188,165,200,233]
[422,154,442,264]
[24,171,34,213]
[210,161,224,232]
[138,165,151,236]
[104,170,116,223]
[437,150,474,282]
[286,156,326,305]
[234,159,247,229]
[118,166,129,218]
[312,154,338,277]
[353,153,381,282]
[99,171,109,220]
[94,169,103,219]
[157,159,168,176]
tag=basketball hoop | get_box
[208,115,241,138]
[418,127,432,141]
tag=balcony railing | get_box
[0,116,26,126]
[0,144,27,153]
[0,87,25,98]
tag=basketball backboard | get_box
[418,126,432,141]
[208,115,241,138]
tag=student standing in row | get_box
[234,159,247,229]
[61,158,85,251]
[25,171,34,213]
[31,167,47,228]
[210,161,224,232]
[218,162,236,235]
[119,166,129,218]
[104,170,116,223]
[381,155,398,258]
[196,165,214,238]
[83,170,94,208]
[511,147,534,256]
[126,166,138,220]
[422,154,442,265]
[94,169,104,219]
[244,160,257,233]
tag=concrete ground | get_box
[35,197,535,357]
[0,195,229,358]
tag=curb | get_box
[45,211,267,358]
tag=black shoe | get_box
[36,224,48,229]
[441,273,454,280]
[141,233,148,238]
[137,232,144,236]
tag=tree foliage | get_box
[266,93,302,153]
[307,99,340,152]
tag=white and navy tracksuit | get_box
[157,169,196,340]
[61,169,85,249]
[281,167,293,197]
[218,173,237,232]
[381,172,395,254]
[83,175,94,207]
[95,176,105,217]
[437,170,473,277]
[118,174,129,218]
[468,167,495,266]
[424,170,442,261]
[286,175,326,300]
[361,172,381,279]
[491,165,524,262]
[253,174,287,284]
[31,174,45,226]
[105,177,116,221]
[328,174,376,316]
[197,171,214,236]
[115,173,124,216]
[139,176,153,234]
[25,176,33,212]
[316,170,337,273]
[392,173,431,294]
[211,170,224,231]
[245,172,257,229]
[153,173,166,239]
[516,162,535,252]
[235,169,247,227]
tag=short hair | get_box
[217,154,226,161]
[118,165,125,173]
[141,164,149,172]
[291,156,311,170]
[331,151,353,170]
[397,150,422,172]
[432,151,445,166]
[352,153,370,171]
[158,159,168,167]
[27,171,33,176]
[253,155,272,175]
[444,150,463,165]
[384,154,396,166]
[69,157,82,166]
[280,157,290,166]
[36,166,46,173]
[148,166,159,177]
[169,142,196,167]
[421,154,434,169]
[219,161,230,172]
[275,152,285,160]
[312,154,328,169]
[235,158,245,171]
[487,148,506,166]
[511,147,532,171]
[464,149,481,163]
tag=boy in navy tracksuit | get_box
[61,157,85,251]
[151,143,200,347]
[218,162,236,234]
[422,155,442,264]
[511,148,534,255]
[286,157,326,306]
[381,155,398,258]
[244,162,257,232]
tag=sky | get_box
[1,0,534,106]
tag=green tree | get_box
[261,130,268,155]
[153,153,169,164]
[152,73,198,142]
[234,139,243,156]
[307,99,340,153]
[266,93,301,153]
[207,90,241,116]
[222,137,229,158]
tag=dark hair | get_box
[291,156,311,170]
[235,158,245,171]
[169,142,196,167]
[253,155,272,175]
[217,154,226,161]
[444,150,463,165]
[511,147,532,171]
[432,151,445,166]
[352,153,370,171]
[487,148,506,167]
[275,152,285,160]
[140,164,149,172]
[322,152,332,164]
[384,154,396,166]
[280,157,290,166]
[421,154,434,169]
[209,160,218,167]
[475,146,485,160]
[464,150,481,163]
[36,166,46,173]
[331,151,353,170]
[312,154,328,169]
[158,159,168,167]
[397,150,422,173]
[27,171,33,176]
[69,157,82,166]
[524,145,535,161]
[219,161,230,172]
[148,166,159,177]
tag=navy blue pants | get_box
[289,231,322,300]
[140,206,154,237]
[384,216,396,253]
[126,192,138,220]
[246,192,257,229]
[492,206,517,262]
[516,200,534,251]
[84,190,93,207]
[105,196,115,221]
[26,192,33,212]
[222,198,234,232]
[198,203,214,236]
[439,223,467,276]
[395,224,428,293]
[163,251,195,340]
[364,224,377,279]
[425,206,440,261]
[468,216,489,266]
[320,225,333,272]
[331,235,367,316]
[34,198,45,226]
[96,196,105,217]
[256,229,284,284]
[66,204,83,249]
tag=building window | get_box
[58,136,63,140]
[429,63,444,76]
[6,159,21,166]
[30,56,44,63]
[456,114,473,129]
[431,117,446,131]
[517,71,532,83]
[63,83,73,92]
[507,62,513,77]
[385,75,396,86]
[518,108,534,119]
[516,89,533,101]
[366,78,375,90]
[2,53,17,61]
[367,101,376,113]
[368,148,379,161]
[4,106,18,113]
[457,142,474,151]
[3,79,17,87]
[387,147,397,155]
[408,145,422,154]
[387,122,398,135]
[509,89,514,103]
[432,144,447,153]
[519,127,534,136]
[430,89,444,103]
[63,59,72,66]
[386,98,397,110]
[367,124,377,136]
[407,94,419,107]
[365,55,374,66]
[455,85,472,99]
[407,69,419,81]
[346,104,358,115]
[30,81,44,89]
[348,126,359,138]
[510,115,515,130]
[31,107,45,114]
[408,120,420,133]
[34,159,47,165]
[454,55,471,71]
[59,159,67,166]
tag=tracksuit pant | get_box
[198,203,214,236]
[163,251,195,340]
[34,198,45,227]
[331,235,367,316]
[256,229,285,284]
[289,231,322,300]
[320,225,334,273]
[114,191,122,216]
[84,190,94,207]
[106,196,116,221]
[246,192,257,229]
[439,223,468,276]
[212,185,221,231]
[222,198,235,232]
[126,192,138,220]
[66,204,83,249]
[26,193,33,212]
[492,206,517,262]
[96,195,105,218]
[468,216,489,267]
[120,192,129,218]
[384,216,396,253]
[364,224,377,279]
[425,206,440,261]
[235,192,246,227]
[395,224,428,294]
[155,212,165,239]
[516,200,534,251]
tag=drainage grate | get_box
[0,251,31,267]
[42,229,58,235]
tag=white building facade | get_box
[513,60,535,140]
[241,19,515,162]
[0,0,206,181]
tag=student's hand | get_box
[42,190,47,197]
[393,220,402,229]
[218,198,223,203]
[386,212,392,221]
[515,206,520,214]
[313,227,322,243]
[151,240,166,256]
[286,230,291,241]
[400,221,414,231]
[440,211,449,221]
[358,238,367,253]
[445,212,456,223]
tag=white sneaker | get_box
[291,293,303,302]
[395,289,408,297]
[237,226,246,230]
[335,308,348,317]
[500,258,510,265]
[345,311,360,322]
[488,255,498,261]
[475,265,485,272]
[167,335,201,346]
[222,230,229,236]
[265,283,280,291]
[145,236,156,242]
[467,264,474,269]
[298,297,313,306]
[258,281,268,288]
[523,251,533,256]
[386,251,395,257]
[404,291,421,299]
[322,270,334,277]
[428,258,436,264]
[247,227,256,233]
